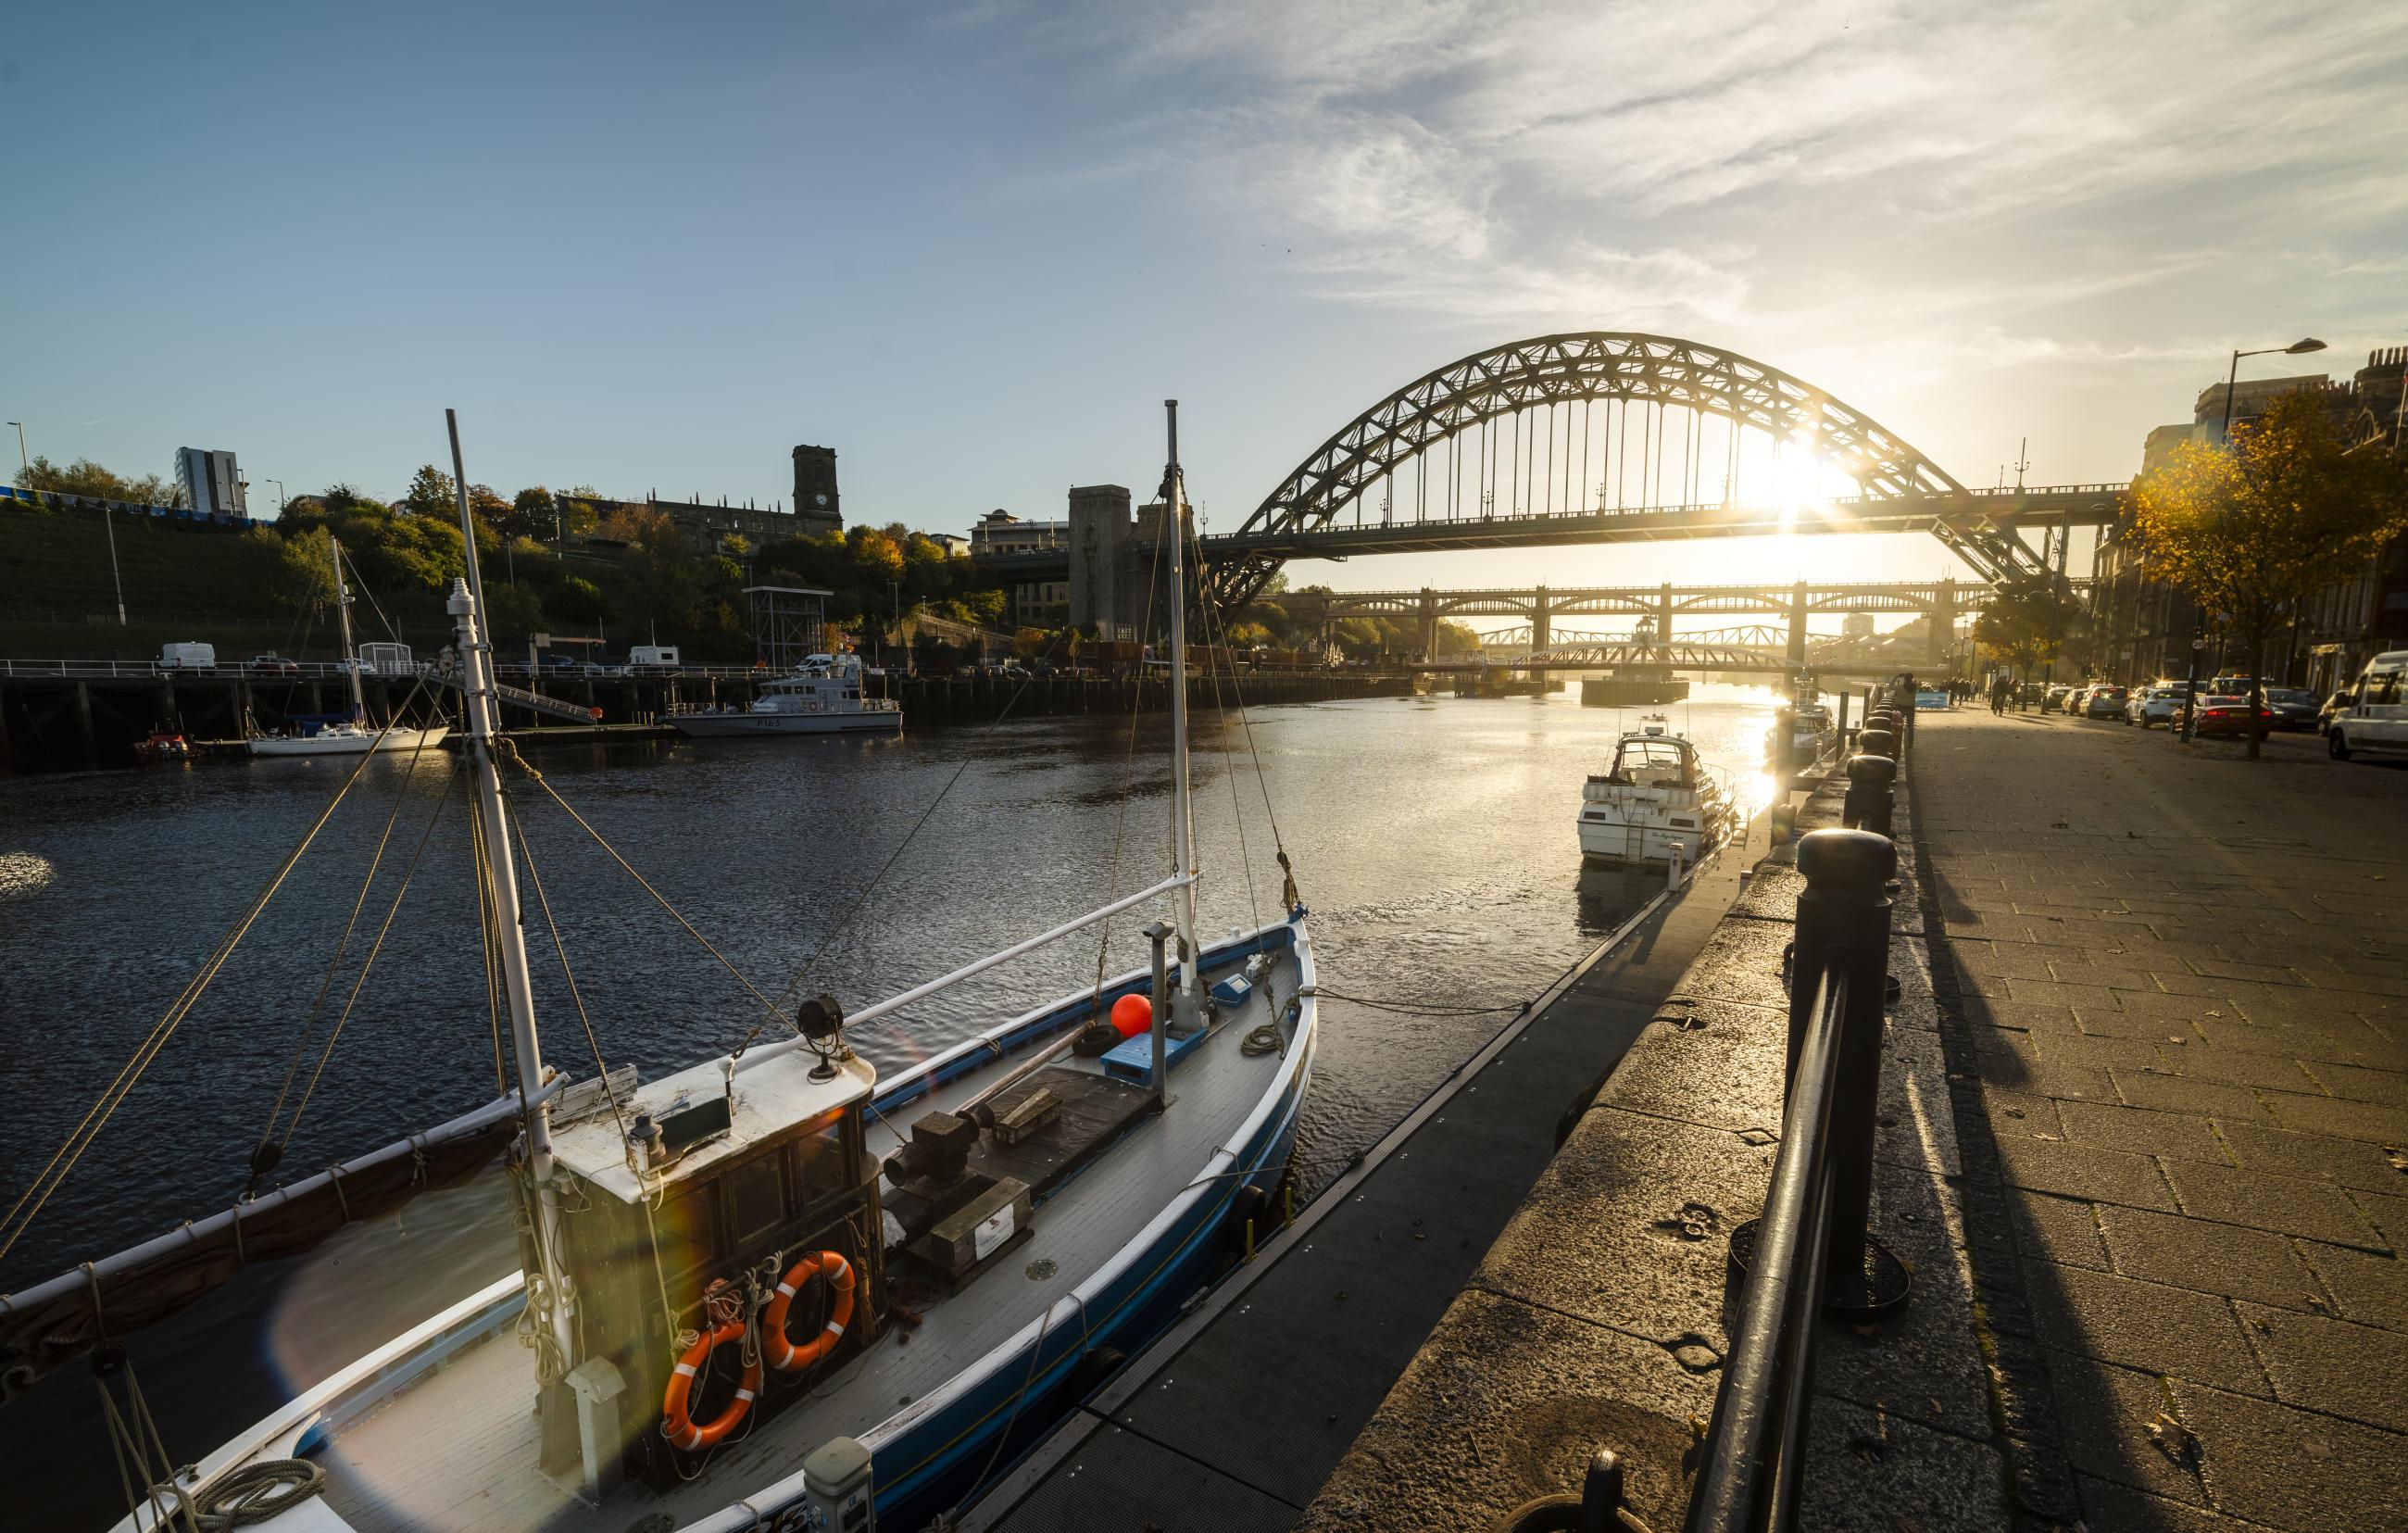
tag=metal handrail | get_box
[1681,825,1902,1533]
[1684,966,1848,1531]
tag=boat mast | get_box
[332,536,366,721]
[443,409,576,1367]
[1163,401,1201,1014]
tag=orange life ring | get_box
[762,1250,856,1372]
[660,1320,761,1451]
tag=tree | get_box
[546,576,609,626]
[1227,622,1275,648]
[467,484,512,535]
[15,455,183,507]
[2130,391,2408,757]
[1971,573,2084,700]
[398,465,457,518]
[274,525,340,612]
[511,486,558,540]
[1434,620,1482,656]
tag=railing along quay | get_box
[1511,694,1916,1533]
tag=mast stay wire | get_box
[275,762,462,1148]
[253,721,445,1168]
[1086,506,1171,1010]
[0,681,433,1262]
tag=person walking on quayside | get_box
[1990,672,2011,715]
[1896,672,1919,742]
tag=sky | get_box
[6,0,2405,608]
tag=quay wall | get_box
[1298,749,2009,1532]
[0,667,1416,773]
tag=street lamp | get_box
[2221,337,2326,439]
[263,478,285,511]
[5,421,25,473]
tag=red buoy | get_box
[1110,994,1153,1038]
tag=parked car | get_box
[2262,687,2321,731]
[248,652,300,673]
[2328,651,2408,761]
[2190,696,2276,738]
[2083,685,2129,719]
[2126,686,2185,728]
[2044,684,2073,712]
[2062,685,2096,715]
[2317,688,2356,733]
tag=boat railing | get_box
[729,872,1198,1078]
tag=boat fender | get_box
[1223,1184,1271,1254]
[762,1250,857,1372]
[660,1321,761,1451]
[1066,1346,1127,1400]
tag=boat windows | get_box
[794,1113,857,1202]
[727,1152,788,1249]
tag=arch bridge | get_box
[1192,332,2121,616]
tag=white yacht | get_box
[250,538,450,757]
[1766,701,1835,767]
[670,654,903,737]
[1578,718,1733,866]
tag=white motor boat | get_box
[670,654,903,737]
[1765,702,1836,768]
[12,405,1312,1533]
[1578,717,1733,866]
[249,537,449,758]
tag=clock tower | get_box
[791,445,843,536]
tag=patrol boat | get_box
[5,406,1313,1533]
[669,653,903,738]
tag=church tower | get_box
[792,445,842,536]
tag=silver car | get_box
[2126,686,2186,728]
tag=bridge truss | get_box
[1201,332,2061,616]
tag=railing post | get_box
[1790,828,1909,1321]
[1840,753,1895,837]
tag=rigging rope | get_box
[496,739,789,1031]
[0,684,432,1262]
[252,720,443,1175]
[275,760,460,1148]
[1088,513,1171,1009]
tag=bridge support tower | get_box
[1418,589,1440,660]
[1530,585,1551,651]
[1787,582,1809,672]
[1931,578,1957,669]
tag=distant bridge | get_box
[1267,579,2027,667]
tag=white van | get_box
[629,645,682,669]
[156,642,217,670]
[2329,651,2408,760]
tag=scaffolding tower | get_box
[745,585,830,671]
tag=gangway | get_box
[440,675,604,723]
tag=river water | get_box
[0,684,1796,1528]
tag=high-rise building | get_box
[175,447,245,516]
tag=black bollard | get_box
[1789,827,1910,1319]
[1841,752,1897,837]
[1859,725,1896,760]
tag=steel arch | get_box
[1204,333,2025,614]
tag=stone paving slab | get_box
[1906,709,2408,1533]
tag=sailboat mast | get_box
[444,413,554,1167]
[332,536,366,720]
[1163,400,1200,1005]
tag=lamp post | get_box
[263,478,285,512]
[5,421,25,473]
[2221,337,2326,439]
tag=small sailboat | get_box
[1578,715,1732,866]
[669,653,903,737]
[248,538,450,758]
[6,406,1312,1533]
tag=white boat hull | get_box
[247,726,451,758]
[1578,813,1714,866]
[669,710,901,737]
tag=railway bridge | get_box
[1268,579,1999,667]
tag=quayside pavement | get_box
[1910,707,2408,1531]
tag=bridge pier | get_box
[1657,584,1674,670]
[1530,585,1550,651]
[1787,581,1809,673]
[1418,588,1440,660]
[1931,578,1958,669]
